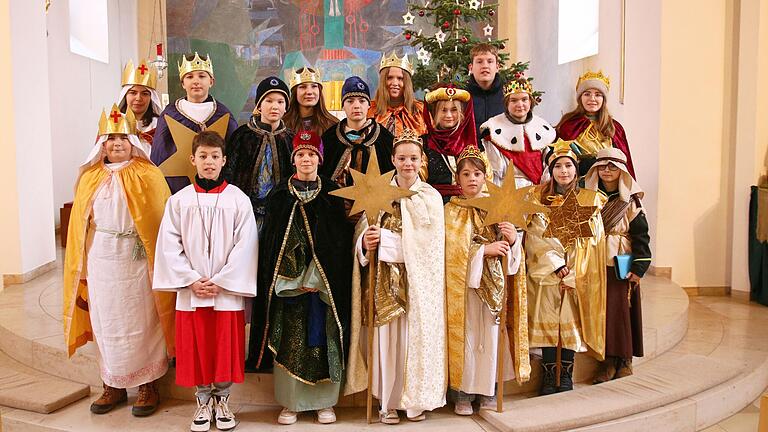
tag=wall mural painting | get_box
[166,0,421,122]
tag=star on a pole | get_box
[483,24,494,36]
[464,175,549,228]
[329,147,416,225]
[402,11,415,25]
[160,113,231,183]
[543,190,598,249]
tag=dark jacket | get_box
[466,74,505,144]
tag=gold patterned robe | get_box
[524,188,607,359]
[444,197,530,393]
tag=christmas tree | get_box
[403,0,541,101]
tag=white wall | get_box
[515,0,662,260]
[47,0,138,224]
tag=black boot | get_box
[539,362,557,395]
[557,360,574,392]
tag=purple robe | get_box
[150,97,239,194]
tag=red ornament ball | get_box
[454,8,461,15]
[405,32,412,40]
[442,21,450,29]
[489,9,495,16]
[500,43,505,49]
[418,10,425,17]
[536,97,542,103]
[461,36,468,44]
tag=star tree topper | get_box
[329,147,416,225]
[465,175,550,228]
[159,113,231,183]
[542,190,598,249]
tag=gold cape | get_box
[524,188,607,359]
[444,198,530,389]
[62,158,175,357]
[368,100,427,137]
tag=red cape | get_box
[557,116,636,178]
[423,98,477,157]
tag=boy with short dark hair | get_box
[153,130,258,432]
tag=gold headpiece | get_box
[503,78,534,97]
[546,139,579,167]
[98,104,137,136]
[425,86,471,104]
[289,67,322,88]
[379,51,414,75]
[178,52,214,80]
[393,128,423,148]
[457,145,484,166]
[121,59,158,89]
[576,70,610,94]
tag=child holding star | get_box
[524,139,607,396]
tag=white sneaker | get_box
[278,407,298,425]
[454,400,473,416]
[190,398,213,432]
[317,407,336,424]
[214,395,237,431]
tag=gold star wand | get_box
[328,147,415,423]
[542,189,598,249]
[464,174,549,412]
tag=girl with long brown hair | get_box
[369,52,426,136]
[283,67,338,136]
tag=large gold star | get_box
[159,113,230,183]
[465,176,550,228]
[543,190,598,248]
[329,147,416,225]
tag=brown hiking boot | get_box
[132,380,160,417]
[90,383,127,414]
[614,358,634,379]
[592,356,618,384]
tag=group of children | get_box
[62,43,651,431]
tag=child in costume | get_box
[556,70,636,177]
[346,129,447,424]
[479,73,555,188]
[585,148,650,382]
[525,139,607,395]
[369,52,426,136]
[283,66,338,136]
[254,130,353,425]
[153,131,258,432]
[63,106,174,417]
[151,53,238,194]
[118,59,162,146]
[443,145,529,415]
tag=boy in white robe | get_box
[153,131,258,432]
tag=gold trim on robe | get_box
[368,101,427,137]
[574,122,612,157]
[524,188,607,359]
[63,158,175,357]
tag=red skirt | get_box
[175,308,245,387]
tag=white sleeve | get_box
[355,234,369,266]
[506,232,523,275]
[152,198,203,292]
[377,228,404,263]
[467,245,485,289]
[208,198,259,297]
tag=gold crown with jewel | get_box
[98,104,137,136]
[503,78,535,97]
[379,51,414,75]
[122,59,158,89]
[289,67,322,88]
[393,128,423,148]
[546,138,579,166]
[576,70,610,94]
[178,52,214,80]
[457,145,485,165]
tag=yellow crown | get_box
[457,145,485,166]
[178,52,214,80]
[503,78,534,97]
[121,59,158,89]
[425,86,471,104]
[379,51,414,75]
[289,67,322,88]
[546,139,578,166]
[393,128,423,148]
[98,104,137,136]
[576,70,610,92]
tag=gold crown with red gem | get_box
[289,66,322,88]
[457,145,485,165]
[425,85,471,104]
[503,78,535,97]
[178,52,214,80]
[121,59,158,89]
[379,51,414,75]
[98,104,137,136]
[393,128,423,148]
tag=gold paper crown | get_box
[122,59,158,89]
[425,86,471,104]
[289,67,322,88]
[457,145,485,166]
[393,128,423,148]
[98,104,137,136]
[546,139,578,166]
[178,52,214,80]
[576,70,610,92]
[379,51,414,75]
[503,79,534,97]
